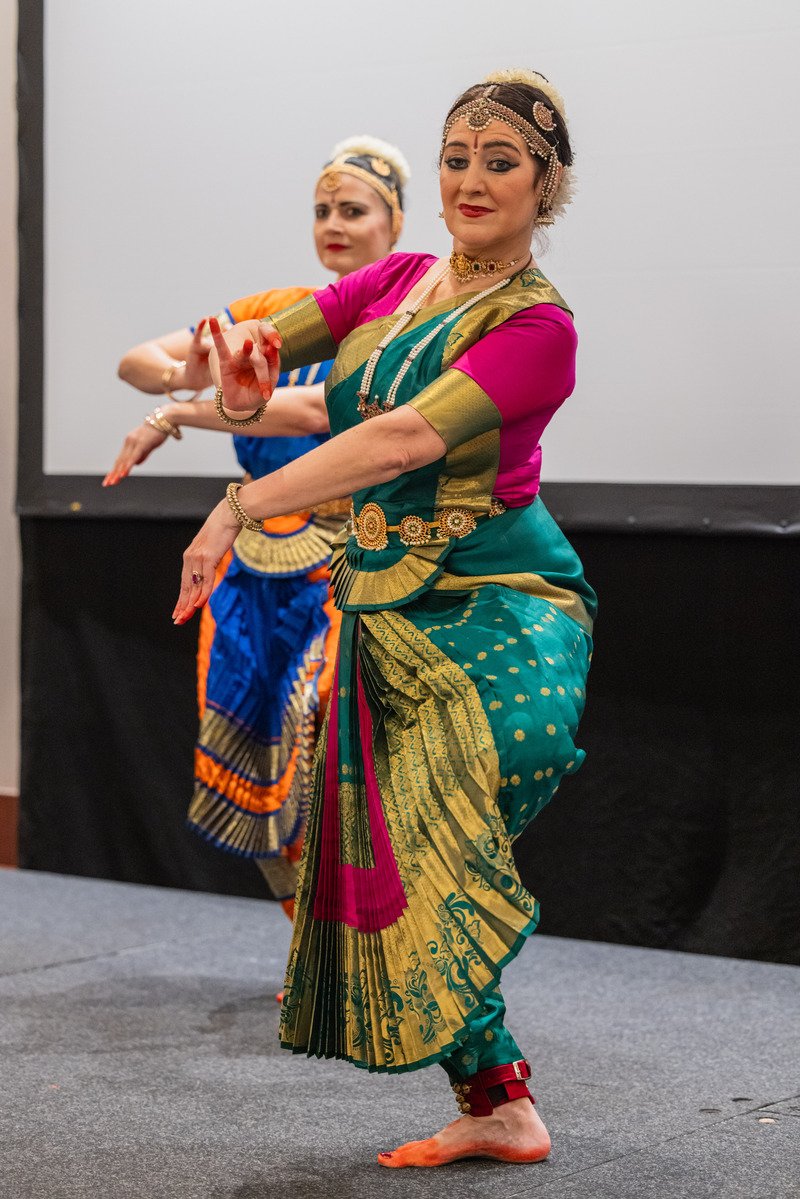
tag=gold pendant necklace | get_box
[449,250,522,285]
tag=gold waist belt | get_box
[350,498,507,551]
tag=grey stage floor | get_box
[1,871,798,1199]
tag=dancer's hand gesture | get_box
[172,500,241,625]
[180,318,214,390]
[208,317,282,413]
[102,421,168,486]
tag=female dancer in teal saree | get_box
[175,69,595,1168]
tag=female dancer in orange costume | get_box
[108,138,409,913]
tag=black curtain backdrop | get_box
[19,516,800,964]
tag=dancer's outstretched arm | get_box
[102,386,329,487]
[173,403,446,624]
[118,319,213,395]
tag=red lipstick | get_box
[458,204,493,218]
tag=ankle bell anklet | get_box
[452,1059,535,1117]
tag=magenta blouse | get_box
[313,252,577,506]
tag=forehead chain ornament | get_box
[464,96,495,132]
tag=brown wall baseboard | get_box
[0,792,18,867]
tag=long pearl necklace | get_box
[356,258,527,420]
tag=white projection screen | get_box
[17,0,800,530]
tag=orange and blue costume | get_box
[189,288,347,908]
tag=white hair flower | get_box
[483,68,568,124]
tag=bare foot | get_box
[377,1097,551,1168]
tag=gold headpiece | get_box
[441,72,570,224]
[317,136,409,245]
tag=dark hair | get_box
[444,79,573,171]
[322,152,405,213]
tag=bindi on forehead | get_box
[466,116,526,153]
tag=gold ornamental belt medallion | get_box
[350,498,507,551]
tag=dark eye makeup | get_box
[443,155,519,173]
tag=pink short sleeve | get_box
[451,304,577,504]
[313,259,392,344]
[452,304,577,425]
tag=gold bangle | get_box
[166,387,203,403]
[225,482,263,533]
[214,386,267,428]
[162,360,202,404]
[145,406,182,440]
[161,361,185,390]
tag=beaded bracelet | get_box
[225,482,263,533]
[214,386,267,428]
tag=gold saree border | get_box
[187,625,327,855]
[408,369,500,452]
[279,609,540,1072]
[330,538,450,610]
[433,569,593,633]
[270,296,337,372]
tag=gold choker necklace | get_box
[449,250,522,285]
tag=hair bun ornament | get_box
[328,135,411,185]
[483,68,568,124]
